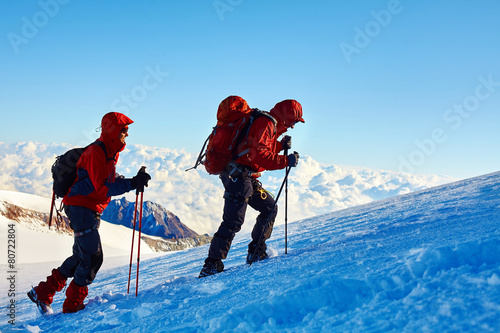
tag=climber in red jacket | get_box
[28,112,151,314]
[199,98,304,277]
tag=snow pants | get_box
[208,172,278,260]
[59,205,103,287]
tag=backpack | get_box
[187,96,276,175]
[51,140,107,198]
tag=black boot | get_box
[246,245,269,264]
[198,258,224,278]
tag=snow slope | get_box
[1,172,499,332]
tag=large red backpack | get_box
[187,96,265,175]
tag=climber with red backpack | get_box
[195,96,304,277]
[28,112,151,315]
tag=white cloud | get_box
[0,142,456,235]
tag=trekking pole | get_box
[284,148,289,255]
[135,166,146,297]
[135,188,144,297]
[127,192,139,294]
[249,165,292,267]
[48,191,56,229]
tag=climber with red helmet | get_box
[199,98,304,277]
[28,112,151,314]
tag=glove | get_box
[287,151,300,167]
[281,135,292,151]
[131,169,151,189]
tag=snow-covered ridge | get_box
[0,141,456,235]
[2,171,498,331]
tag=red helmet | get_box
[100,112,133,153]
[269,100,304,128]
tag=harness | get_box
[222,177,275,203]
[253,179,275,200]
[74,224,99,238]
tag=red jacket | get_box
[235,115,288,172]
[63,113,134,213]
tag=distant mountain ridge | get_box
[0,199,72,234]
[102,197,199,239]
[0,190,211,257]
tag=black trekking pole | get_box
[249,165,292,267]
[284,148,289,255]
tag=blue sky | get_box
[1,0,499,179]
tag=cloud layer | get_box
[0,141,455,235]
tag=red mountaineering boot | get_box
[62,280,88,314]
[27,268,67,315]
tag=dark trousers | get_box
[59,205,103,287]
[208,172,278,260]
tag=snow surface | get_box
[1,172,499,332]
